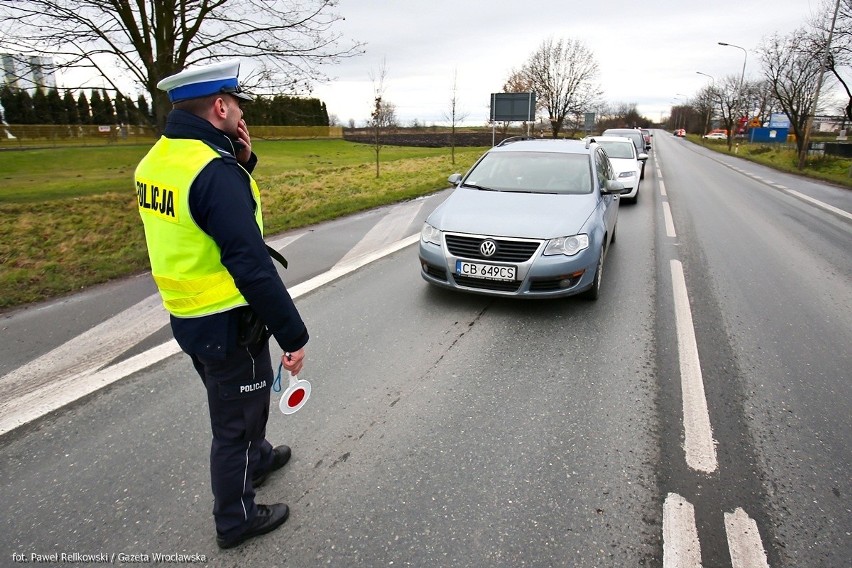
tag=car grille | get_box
[445,234,541,262]
[453,274,522,292]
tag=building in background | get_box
[1,53,56,92]
[1,54,56,136]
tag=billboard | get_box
[490,92,536,122]
[768,113,791,129]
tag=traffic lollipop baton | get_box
[273,359,311,415]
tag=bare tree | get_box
[710,75,747,149]
[758,29,825,155]
[811,0,852,121]
[443,69,469,164]
[0,0,364,131]
[520,37,601,138]
[744,79,780,127]
[368,61,395,178]
[693,85,717,136]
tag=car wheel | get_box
[581,248,604,301]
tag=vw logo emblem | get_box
[480,240,497,257]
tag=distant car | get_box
[702,132,727,140]
[674,129,686,137]
[584,135,647,202]
[640,128,652,147]
[419,138,622,300]
[602,128,650,178]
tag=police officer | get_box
[135,60,309,549]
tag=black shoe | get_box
[252,445,291,488]
[216,503,289,549]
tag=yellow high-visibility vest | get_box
[135,137,263,317]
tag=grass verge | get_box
[0,139,486,310]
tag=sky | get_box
[45,0,828,127]
[304,0,828,127]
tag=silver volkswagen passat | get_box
[419,138,622,300]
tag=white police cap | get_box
[157,60,253,103]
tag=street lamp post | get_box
[719,42,748,134]
[676,94,689,131]
[697,71,715,136]
[718,42,747,92]
[669,100,682,131]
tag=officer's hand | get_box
[236,119,252,164]
[282,348,305,375]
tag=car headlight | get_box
[543,234,589,256]
[618,171,635,179]
[421,222,442,246]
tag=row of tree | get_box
[241,95,330,127]
[0,86,150,126]
[0,84,332,128]
[668,0,851,165]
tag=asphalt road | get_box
[1,132,850,567]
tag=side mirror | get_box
[604,179,625,194]
[637,153,649,161]
[448,173,462,185]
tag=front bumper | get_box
[418,232,599,298]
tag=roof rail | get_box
[496,136,533,147]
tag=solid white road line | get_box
[660,179,667,196]
[663,202,677,237]
[716,157,851,221]
[725,508,770,568]
[671,260,718,473]
[785,188,852,221]
[289,234,419,298]
[663,493,703,568]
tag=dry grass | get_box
[0,140,486,310]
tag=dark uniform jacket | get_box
[161,109,309,358]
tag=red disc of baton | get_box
[279,374,311,415]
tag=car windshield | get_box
[605,131,642,145]
[596,141,634,159]
[463,151,592,195]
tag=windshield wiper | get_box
[462,183,498,191]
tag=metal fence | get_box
[1,124,157,147]
[0,124,344,148]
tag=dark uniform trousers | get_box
[190,338,276,540]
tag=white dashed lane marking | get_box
[725,508,771,568]
[670,259,718,473]
[663,493,702,568]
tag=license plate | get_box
[456,260,516,281]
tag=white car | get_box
[703,132,727,140]
[584,136,647,202]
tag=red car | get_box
[674,129,686,137]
